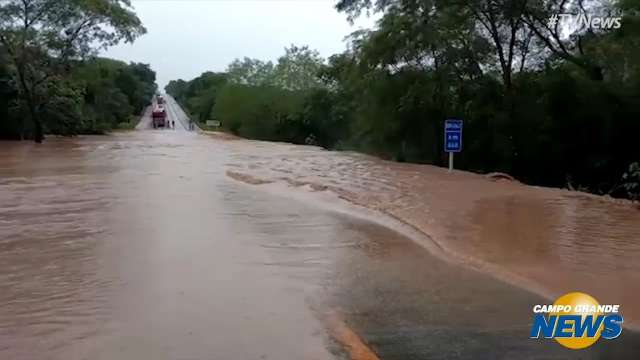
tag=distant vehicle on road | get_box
[157,95,165,105]
[152,106,167,129]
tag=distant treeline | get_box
[0,0,148,141]
[1,57,157,138]
[168,0,640,199]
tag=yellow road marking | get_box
[325,311,380,360]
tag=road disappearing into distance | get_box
[0,99,639,359]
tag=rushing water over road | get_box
[223,135,640,327]
[0,131,341,359]
[0,118,639,359]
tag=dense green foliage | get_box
[0,54,157,138]
[70,58,156,133]
[0,0,147,141]
[168,1,639,199]
[166,71,228,123]
[166,45,326,142]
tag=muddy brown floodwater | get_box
[0,110,639,359]
[221,134,640,327]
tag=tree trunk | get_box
[28,104,44,143]
[504,85,516,174]
[13,62,44,142]
[33,117,44,143]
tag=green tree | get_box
[115,62,157,114]
[214,84,304,140]
[166,2,640,199]
[165,79,188,100]
[226,57,275,86]
[165,72,227,123]
[210,45,327,141]
[0,49,20,138]
[70,57,156,133]
[0,0,145,142]
[273,45,325,91]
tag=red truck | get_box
[152,106,167,128]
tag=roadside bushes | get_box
[0,56,156,139]
[71,58,156,134]
[166,46,327,145]
[621,163,640,200]
[166,72,228,123]
[214,84,304,141]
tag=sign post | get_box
[444,119,463,172]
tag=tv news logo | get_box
[548,13,622,30]
[530,292,623,349]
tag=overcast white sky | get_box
[102,0,377,90]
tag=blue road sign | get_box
[444,119,463,152]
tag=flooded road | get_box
[222,134,640,327]
[0,131,339,359]
[1,102,639,359]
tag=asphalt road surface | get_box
[0,106,638,359]
[136,95,191,131]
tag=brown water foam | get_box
[222,138,640,328]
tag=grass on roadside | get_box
[112,115,139,131]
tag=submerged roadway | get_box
[0,97,638,360]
